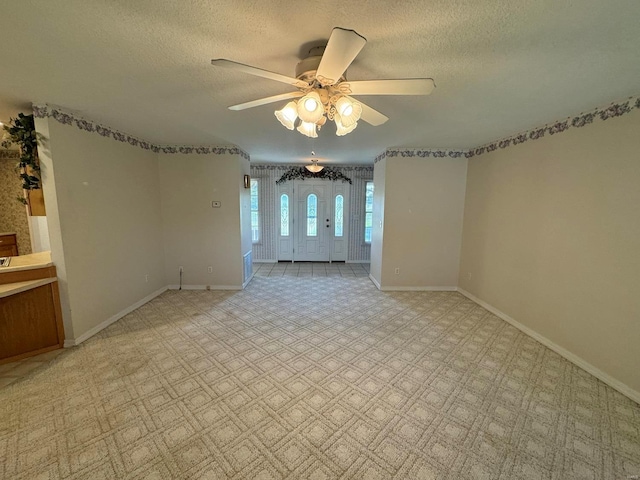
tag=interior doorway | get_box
[277,180,349,262]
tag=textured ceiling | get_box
[1,0,639,165]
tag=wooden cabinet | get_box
[0,253,64,364]
[0,233,18,257]
[0,280,65,363]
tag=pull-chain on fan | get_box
[211,27,435,137]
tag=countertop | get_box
[0,277,56,299]
[0,251,53,273]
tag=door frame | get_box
[276,180,349,262]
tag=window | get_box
[307,194,317,237]
[250,179,259,242]
[364,181,374,243]
[334,195,344,237]
[280,194,289,237]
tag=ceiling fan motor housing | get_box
[295,54,347,85]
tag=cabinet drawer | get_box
[0,245,18,257]
[0,234,17,246]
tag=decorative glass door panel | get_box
[294,182,330,261]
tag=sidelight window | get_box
[307,194,317,237]
[250,179,259,242]
[364,181,373,243]
[280,194,289,236]
[335,195,344,237]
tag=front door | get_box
[277,180,350,262]
[294,181,331,261]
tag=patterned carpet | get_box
[1,276,639,479]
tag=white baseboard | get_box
[253,259,277,263]
[379,286,458,292]
[167,284,241,291]
[347,260,371,264]
[457,287,640,405]
[367,274,455,292]
[369,274,382,290]
[70,286,168,346]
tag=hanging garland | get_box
[2,113,41,205]
[275,167,352,185]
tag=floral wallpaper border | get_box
[32,104,250,160]
[31,94,639,165]
[375,148,466,163]
[375,95,640,163]
[465,95,640,158]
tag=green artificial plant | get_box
[1,113,41,192]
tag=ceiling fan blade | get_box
[229,91,305,111]
[341,78,435,96]
[346,97,388,126]
[316,28,367,86]
[211,59,309,89]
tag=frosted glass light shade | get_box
[335,115,357,136]
[275,101,298,130]
[297,121,318,138]
[297,91,324,123]
[335,97,362,127]
[305,160,324,173]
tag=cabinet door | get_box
[0,234,18,256]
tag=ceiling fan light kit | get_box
[211,27,435,138]
[335,96,361,127]
[297,91,324,123]
[297,121,318,138]
[274,101,298,130]
[335,115,358,136]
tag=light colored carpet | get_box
[1,276,639,479]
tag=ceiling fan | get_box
[211,27,435,137]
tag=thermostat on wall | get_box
[212,201,221,208]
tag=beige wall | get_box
[35,117,166,341]
[372,156,467,289]
[459,108,640,396]
[159,153,249,288]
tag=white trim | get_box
[69,286,168,346]
[346,260,371,264]
[168,285,241,291]
[369,274,382,290]
[242,272,255,289]
[379,285,458,292]
[252,259,277,263]
[457,287,640,405]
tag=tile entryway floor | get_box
[253,262,370,277]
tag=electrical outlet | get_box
[207,266,213,274]
[394,267,400,275]
[145,274,149,283]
